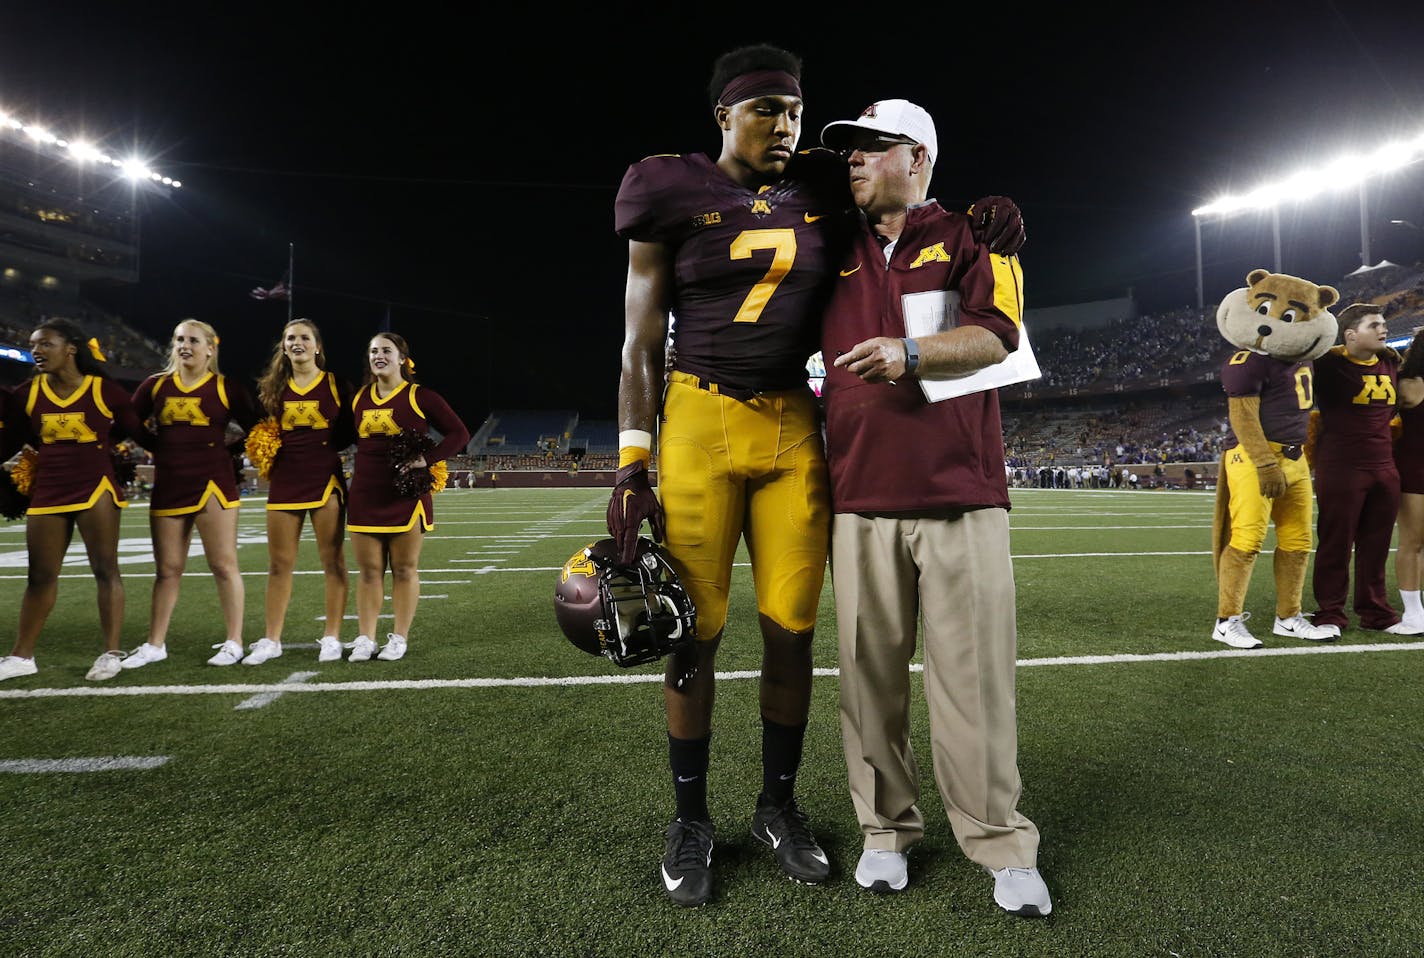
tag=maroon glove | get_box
[606,461,665,565]
[968,195,1026,256]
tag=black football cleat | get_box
[661,818,715,907]
[750,796,830,884]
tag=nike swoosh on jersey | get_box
[804,213,824,223]
[839,264,861,277]
[662,865,684,891]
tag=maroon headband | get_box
[718,70,802,107]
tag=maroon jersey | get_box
[267,372,354,510]
[347,381,470,533]
[1312,346,1400,469]
[615,148,850,392]
[820,201,1020,513]
[13,375,148,514]
[1396,400,1424,494]
[1220,350,1313,448]
[135,371,261,516]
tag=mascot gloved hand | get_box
[1211,268,1339,649]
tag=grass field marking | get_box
[4,641,1421,701]
[0,756,172,773]
[234,670,321,710]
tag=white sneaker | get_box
[120,643,167,670]
[207,640,244,666]
[1212,612,1262,649]
[0,655,38,681]
[991,865,1052,917]
[376,633,407,661]
[348,635,377,662]
[318,636,343,663]
[242,638,282,666]
[85,650,126,681]
[1273,614,1337,642]
[1385,619,1424,635]
[854,849,908,893]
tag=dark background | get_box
[2,1,1422,427]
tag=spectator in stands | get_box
[1392,327,1424,632]
[345,332,469,663]
[0,319,154,682]
[241,319,356,667]
[1309,305,1422,636]
[121,319,263,671]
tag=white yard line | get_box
[0,756,171,772]
[4,641,1420,699]
[234,671,320,710]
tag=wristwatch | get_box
[902,338,920,375]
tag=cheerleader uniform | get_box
[347,381,469,533]
[133,371,261,517]
[12,375,150,514]
[266,372,355,511]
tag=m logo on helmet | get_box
[554,537,697,668]
[561,551,596,583]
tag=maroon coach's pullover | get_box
[820,200,1021,514]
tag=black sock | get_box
[669,732,711,822]
[760,716,807,806]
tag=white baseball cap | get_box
[821,99,938,166]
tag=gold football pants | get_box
[657,371,830,638]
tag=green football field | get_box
[2,486,1421,957]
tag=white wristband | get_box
[618,429,653,451]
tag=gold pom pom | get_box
[243,419,284,479]
[10,447,39,496]
[430,460,448,493]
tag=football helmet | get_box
[554,536,697,667]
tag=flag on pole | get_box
[250,276,290,301]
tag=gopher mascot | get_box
[1212,268,1339,648]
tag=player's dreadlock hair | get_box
[707,44,803,109]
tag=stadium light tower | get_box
[1191,131,1424,310]
[0,106,181,188]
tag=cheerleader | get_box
[121,319,261,670]
[0,319,154,682]
[242,318,355,665]
[346,332,469,661]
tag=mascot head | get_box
[1216,268,1339,363]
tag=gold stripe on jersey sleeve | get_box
[991,254,1025,328]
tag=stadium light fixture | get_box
[1191,129,1424,309]
[0,102,181,190]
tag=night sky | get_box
[2,1,1423,427]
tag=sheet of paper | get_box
[901,289,1042,402]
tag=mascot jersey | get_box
[1221,351,1312,447]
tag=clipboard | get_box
[902,289,1042,402]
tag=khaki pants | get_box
[832,508,1040,869]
